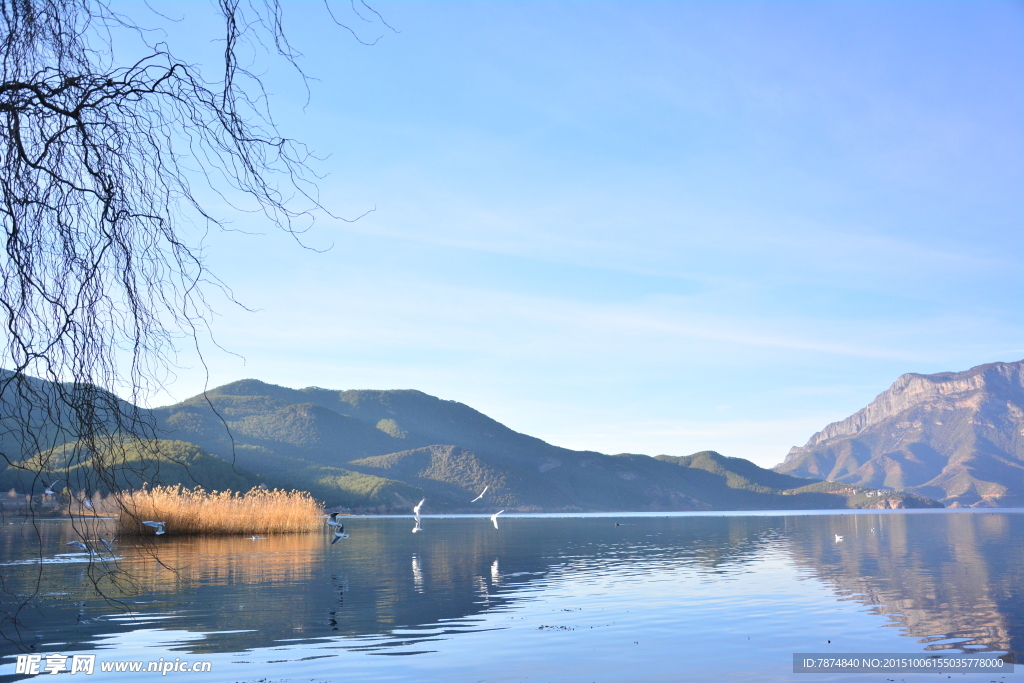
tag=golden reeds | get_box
[118,486,323,536]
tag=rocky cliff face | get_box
[775,360,1024,507]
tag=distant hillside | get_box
[0,438,263,495]
[0,368,144,463]
[776,360,1024,507]
[0,371,946,512]
[655,451,939,510]
[146,379,940,512]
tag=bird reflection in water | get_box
[326,573,347,631]
[412,554,424,594]
[474,575,490,605]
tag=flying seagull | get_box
[327,517,347,543]
[490,510,505,530]
[142,521,166,535]
[43,480,62,495]
[834,534,843,542]
[412,498,425,533]
[65,541,89,551]
[470,486,489,503]
[99,538,115,553]
[83,500,93,509]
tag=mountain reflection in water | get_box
[784,511,1024,656]
[0,511,1021,681]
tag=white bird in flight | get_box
[43,480,61,495]
[834,534,843,542]
[99,538,115,553]
[65,541,89,551]
[329,520,348,544]
[490,510,505,530]
[142,521,166,535]
[471,486,489,503]
[412,498,425,533]
[327,512,344,528]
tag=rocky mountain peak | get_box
[794,360,1024,451]
[777,359,1024,507]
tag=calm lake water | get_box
[0,510,1021,682]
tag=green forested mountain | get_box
[0,439,262,494]
[142,379,940,512]
[0,373,945,511]
[0,368,145,464]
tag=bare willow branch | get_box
[0,0,392,648]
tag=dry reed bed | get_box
[119,486,323,536]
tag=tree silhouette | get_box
[0,0,392,646]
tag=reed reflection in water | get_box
[0,510,1020,682]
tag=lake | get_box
[0,509,1021,682]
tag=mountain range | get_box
[776,359,1024,507]
[9,359,1024,510]
[0,374,940,512]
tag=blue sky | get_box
[148,1,1023,468]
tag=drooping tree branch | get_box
[0,0,393,647]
